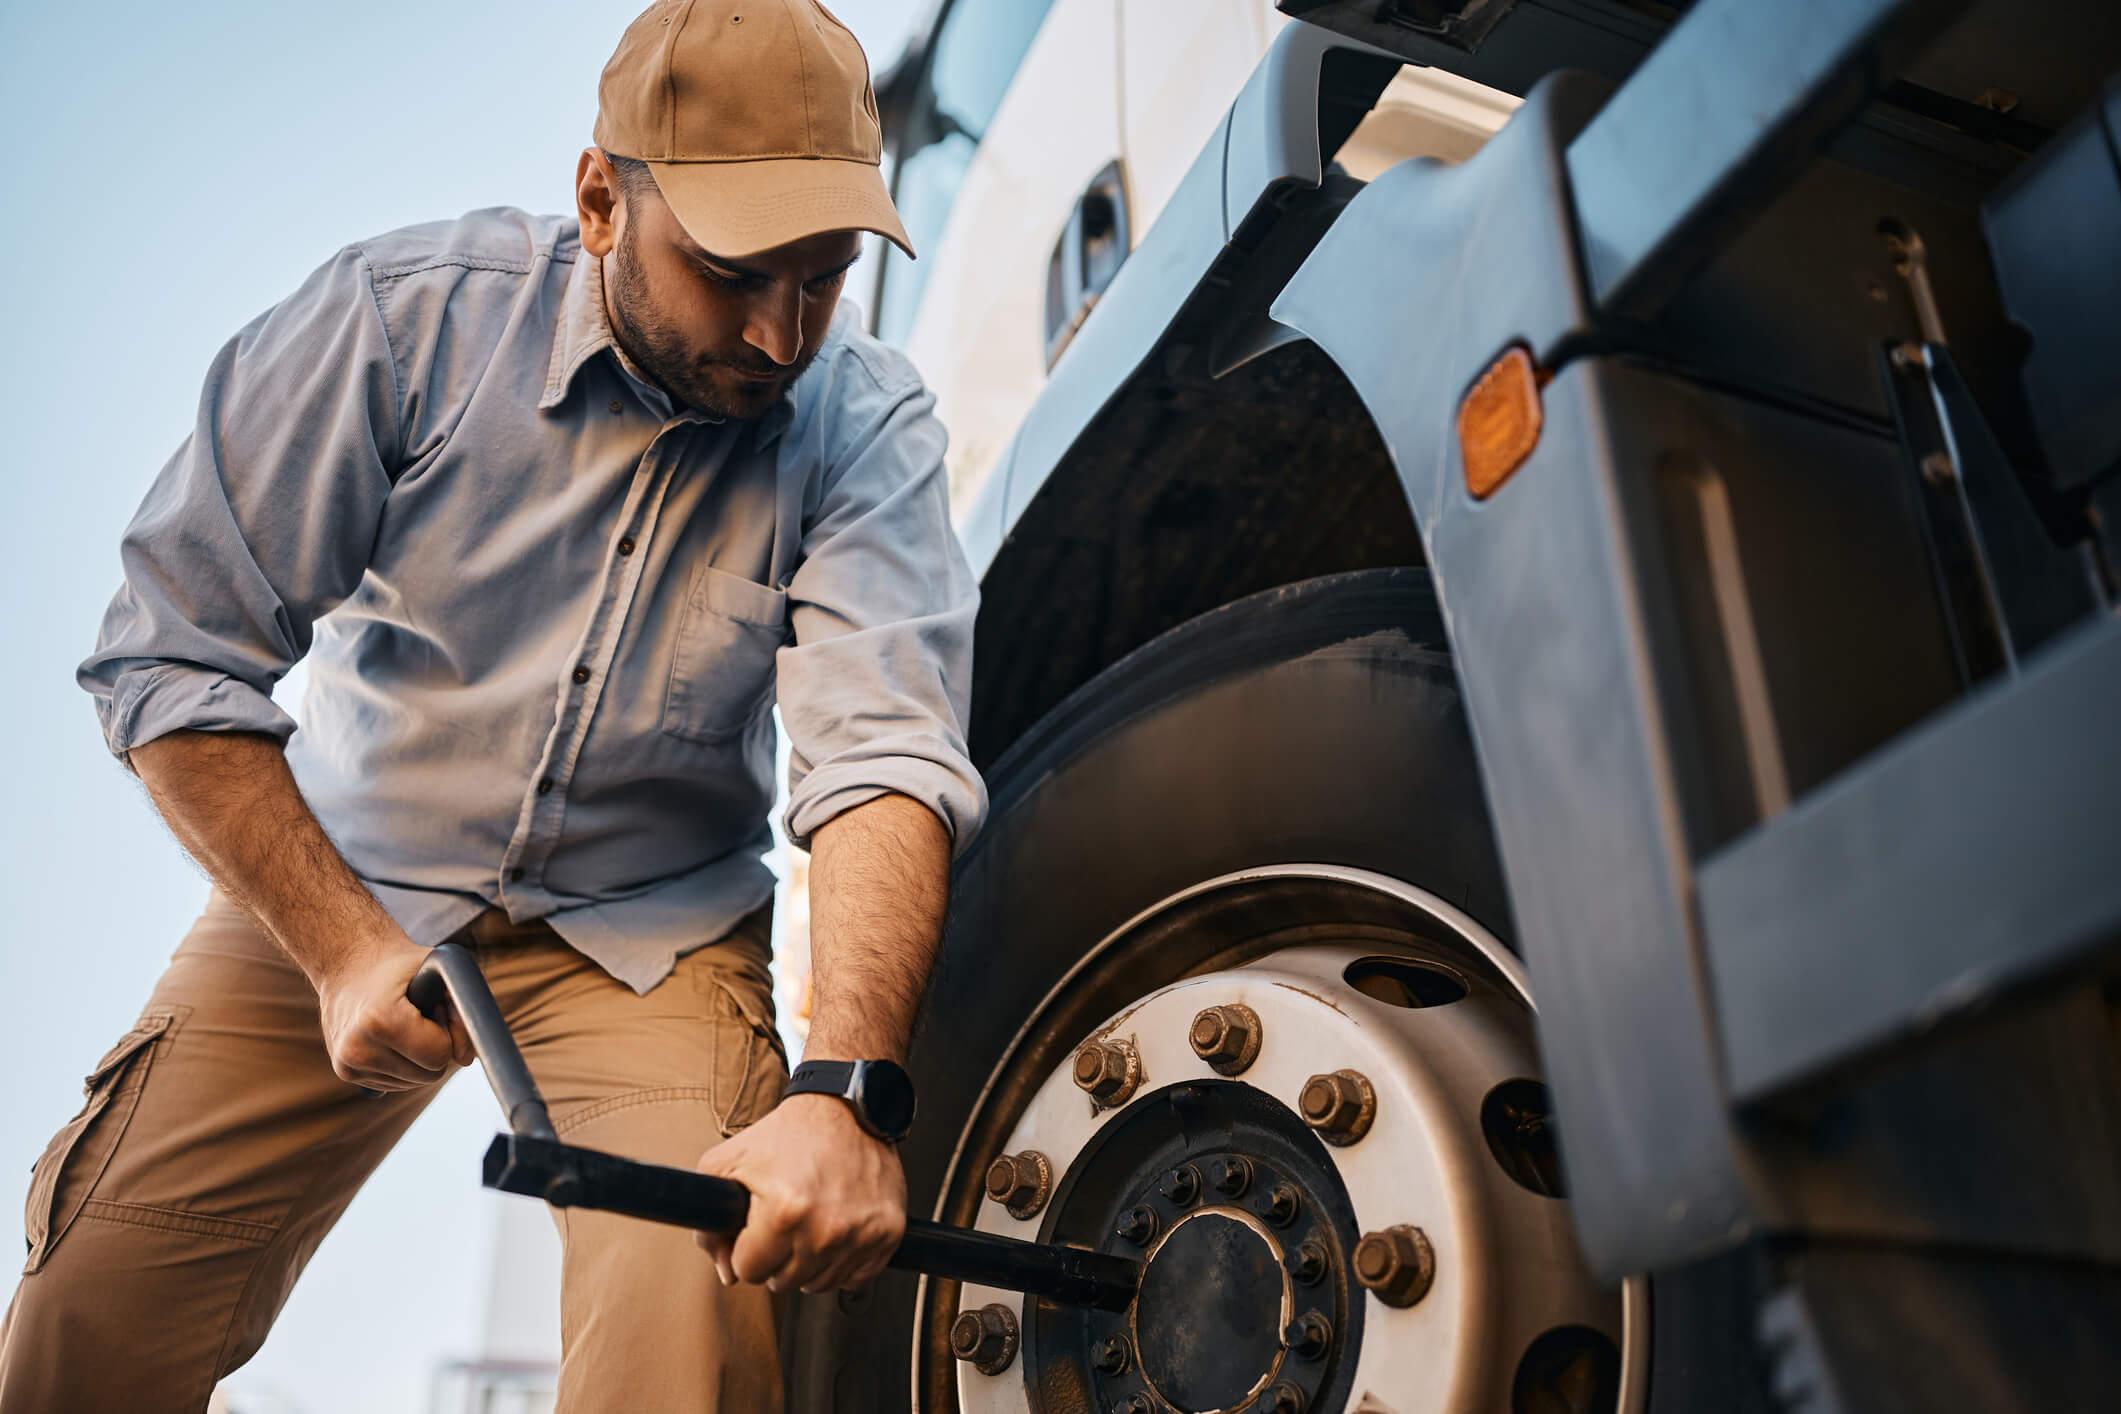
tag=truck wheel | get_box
[783,567,1764,1413]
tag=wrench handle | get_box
[481,1133,1142,1310]
[408,943,558,1140]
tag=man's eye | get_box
[806,267,850,293]
[699,266,758,291]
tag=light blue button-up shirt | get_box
[81,208,986,992]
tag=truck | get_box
[783,2,2121,1410]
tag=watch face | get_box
[857,1060,917,1139]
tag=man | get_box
[0,1,982,1408]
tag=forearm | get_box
[129,729,400,987]
[802,792,951,1063]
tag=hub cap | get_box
[1135,1207,1285,1407]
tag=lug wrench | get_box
[408,942,1140,1312]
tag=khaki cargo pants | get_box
[0,889,789,1412]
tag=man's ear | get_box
[576,148,620,258]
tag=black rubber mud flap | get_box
[781,567,1765,1413]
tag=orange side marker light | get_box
[1459,345,1546,499]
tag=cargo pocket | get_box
[663,565,790,745]
[22,1008,180,1273]
[704,978,789,1138]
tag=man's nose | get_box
[744,285,803,367]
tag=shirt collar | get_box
[539,248,799,452]
[539,249,620,412]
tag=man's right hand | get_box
[125,731,474,1091]
[314,934,474,1091]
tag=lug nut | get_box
[984,1149,1052,1220]
[1288,1235,1328,1286]
[1157,1163,1201,1207]
[1298,1069,1376,1145]
[1260,1181,1301,1228]
[950,1302,1020,1375]
[1283,1309,1332,1361]
[1117,1204,1160,1247]
[1353,1224,1435,1307]
[1093,1331,1133,1375]
[1073,1037,1143,1107]
[1263,1383,1307,1414]
[1209,1155,1253,1197]
[1188,1002,1262,1075]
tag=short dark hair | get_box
[602,150,658,209]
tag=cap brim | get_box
[646,157,915,261]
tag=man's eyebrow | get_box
[689,245,862,283]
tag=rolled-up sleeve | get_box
[78,245,400,762]
[777,378,988,855]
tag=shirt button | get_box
[617,537,636,557]
[608,398,624,415]
[536,777,554,795]
[509,867,526,883]
[572,665,591,685]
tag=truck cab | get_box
[795,4,2121,1410]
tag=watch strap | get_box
[785,1060,857,1100]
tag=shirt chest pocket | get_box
[663,565,791,745]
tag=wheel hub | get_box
[1018,1078,1362,1413]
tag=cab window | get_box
[876,0,1059,345]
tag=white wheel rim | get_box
[924,865,1648,1414]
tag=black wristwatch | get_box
[782,1059,918,1143]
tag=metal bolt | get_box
[1157,1163,1201,1208]
[1263,1383,1307,1414]
[950,1303,1020,1375]
[1283,1310,1332,1361]
[1093,1331,1133,1375]
[1260,1181,1301,1229]
[1188,1002,1262,1075]
[1117,1204,1160,1247]
[1920,451,1957,487]
[1073,1037,1142,1107]
[1113,1396,1153,1414]
[1209,1155,1253,1197]
[984,1149,1053,1220]
[1288,1236,1328,1286]
[1353,1225,1436,1308]
[1889,340,1928,371]
[1298,1069,1376,1146]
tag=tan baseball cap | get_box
[594,0,914,260]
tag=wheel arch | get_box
[958,27,1613,773]
[958,21,1425,769]
[968,337,1423,768]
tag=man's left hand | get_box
[695,1092,907,1293]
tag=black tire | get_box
[782,567,1764,1413]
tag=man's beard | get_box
[605,223,818,421]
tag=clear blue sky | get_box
[0,2,922,1409]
